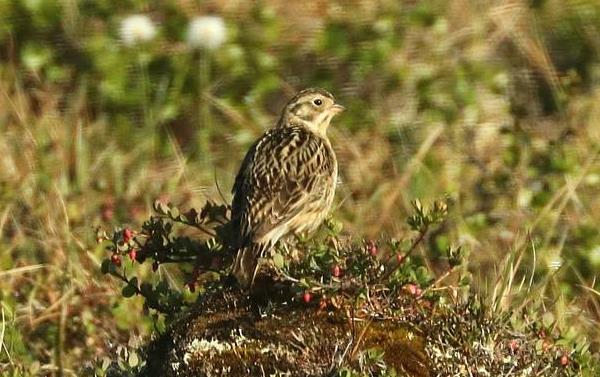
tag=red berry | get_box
[405,283,418,296]
[303,291,312,303]
[111,254,121,267]
[191,266,200,279]
[128,249,137,262]
[396,254,405,263]
[319,299,328,311]
[560,354,569,366]
[367,241,377,256]
[152,261,159,272]
[509,339,519,352]
[542,339,551,352]
[332,265,341,278]
[123,228,133,243]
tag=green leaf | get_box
[156,280,169,294]
[101,357,111,371]
[117,358,127,371]
[298,278,309,288]
[140,282,153,296]
[128,351,139,367]
[154,314,166,333]
[122,283,137,298]
[272,253,285,269]
[101,259,112,274]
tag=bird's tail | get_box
[232,243,267,289]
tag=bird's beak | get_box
[331,103,345,114]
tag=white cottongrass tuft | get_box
[547,255,563,271]
[186,16,227,50]
[120,14,157,46]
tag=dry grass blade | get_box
[0,306,11,364]
[0,265,46,278]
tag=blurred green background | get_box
[2,0,600,374]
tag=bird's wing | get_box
[231,126,335,246]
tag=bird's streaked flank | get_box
[231,88,344,289]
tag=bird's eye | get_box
[313,98,322,106]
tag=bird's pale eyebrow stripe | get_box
[289,102,305,114]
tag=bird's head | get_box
[279,88,344,136]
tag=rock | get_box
[140,288,429,377]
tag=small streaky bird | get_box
[231,88,344,289]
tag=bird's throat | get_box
[280,113,332,137]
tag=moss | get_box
[139,288,428,377]
[361,322,429,376]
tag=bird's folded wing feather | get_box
[232,126,335,245]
